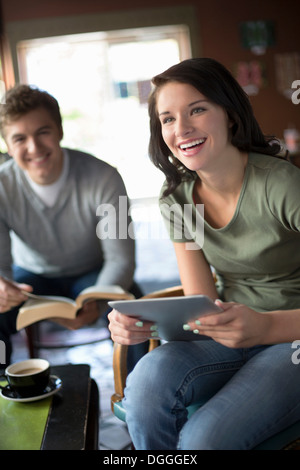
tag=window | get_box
[16,25,191,199]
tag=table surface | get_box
[0,363,99,450]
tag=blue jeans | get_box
[123,340,300,449]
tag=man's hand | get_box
[0,276,33,313]
[52,300,101,330]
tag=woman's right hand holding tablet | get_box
[108,308,158,345]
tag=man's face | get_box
[4,107,64,184]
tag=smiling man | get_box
[0,84,140,367]
[6,108,64,185]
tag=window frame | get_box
[5,5,199,82]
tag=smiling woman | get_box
[156,82,235,174]
[148,58,282,198]
[108,57,300,450]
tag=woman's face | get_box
[156,82,234,173]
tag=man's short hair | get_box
[0,84,62,137]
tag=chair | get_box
[25,320,111,358]
[111,285,300,450]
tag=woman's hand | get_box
[108,308,158,345]
[184,300,271,348]
[0,276,33,313]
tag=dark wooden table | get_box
[41,364,99,450]
[0,363,99,450]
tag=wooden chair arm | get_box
[111,342,128,405]
[111,339,160,409]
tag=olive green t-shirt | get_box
[159,153,300,312]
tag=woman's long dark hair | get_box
[148,58,282,196]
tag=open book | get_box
[17,285,134,330]
[109,295,222,341]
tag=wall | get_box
[1,0,299,139]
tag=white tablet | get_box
[108,295,222,341]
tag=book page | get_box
[75,286,134,308]
[21,291,76,305]
[16,299,77,330]
[79,285,127,295]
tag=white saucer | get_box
[0,375,62,403]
